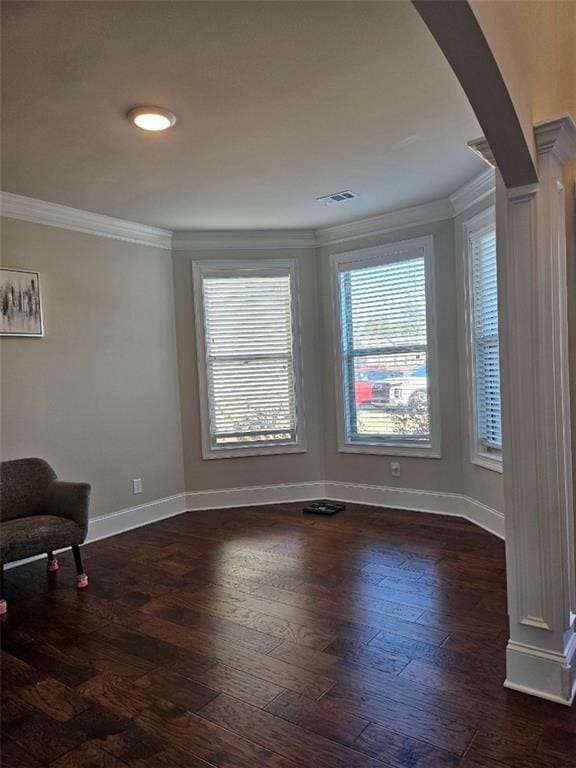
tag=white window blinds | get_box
[338,250,432,447]
[471,226,502,450]
[194,261,302,456]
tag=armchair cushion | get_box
[0,515,85,563]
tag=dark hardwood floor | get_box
[2,503,575,767]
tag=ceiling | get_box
[1,1,486,230]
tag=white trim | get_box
[1,169,494,253]
[173,230,316,251]
[5,481,504,572]
[0,192,172,250]
[462,206,503,473]
[449,167,495,217]
[330,236,441,458]
[534,115,576,164]
[87,493,188,541]
[185,481,325,510]
[504,636,576,706]
[192,258,306,459]
[323,481,505,539]
[316,199,453,248]
[474,117,576,706]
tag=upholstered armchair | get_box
[0,458,91,614]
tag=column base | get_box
[504,636,576,706]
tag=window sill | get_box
[202,444,307,460]
[339,442,441,459]
[472,452,503,473]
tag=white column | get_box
[472,116,576,705]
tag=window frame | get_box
[463,207,503,473]
[192,258,306,460]
[331,235,441,458]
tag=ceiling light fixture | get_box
[127,106,176,132]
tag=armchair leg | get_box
[72,545,88,590]
[0,563,6,615]
[47,551,59,572]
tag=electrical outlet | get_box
[391,462,401,478]
[132,478,143,494]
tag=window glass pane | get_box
[339,255,431,445]
[201,271,298,450]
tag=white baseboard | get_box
[5,481,504,570]
[185,481,326,511]
[324,481,505,539]
[504,636,576,706]
[87,493,188,542]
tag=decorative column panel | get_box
[472,116,576,705]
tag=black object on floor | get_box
[303,500,346,515]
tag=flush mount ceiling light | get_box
[127,106,176,132]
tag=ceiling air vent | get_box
[317,190,359,206]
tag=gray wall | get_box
[1,211,506,518]
[172,247,325,491]
[318,219,467,496]
[0,218,185,518]
[453,195,505,512]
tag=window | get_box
[332,236,440,456]
[465,208,502,471]
[193,259,305,458]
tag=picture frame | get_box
[0,267,44,337]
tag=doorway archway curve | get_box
[412,0,538,188]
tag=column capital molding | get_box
[467,136,496,167]
[534,115,576,165]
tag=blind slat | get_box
[201,271,298,449]
[471,228,502,449]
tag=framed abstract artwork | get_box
[0,268,44,337]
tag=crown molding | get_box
[468,135,496,167]
[172,229,316,251]
[449,167,495,217]
[534,115,576,165]
[0,191,172,250]
[315,198,454,248]
[2,168,495,253]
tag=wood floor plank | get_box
[181,662,286,708]
[134,669,219,712]
[139,597,282,654]
[264,688,371,746]
[134,699,302,768]
[324,684,476,754]
[197,693,387,768]
[18,677,92,722]
[132,614,336,699]
[3,503,571,767]
[270,638,408,677]
[1,736,46,768]
[354,721,462,768]
[161,588,337,649]
[49,742,129,768]
[2,698,86,764]
[250,583,442,644]
[537,726,576,762]
[464,732,576,768]
[131,746,217,768]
